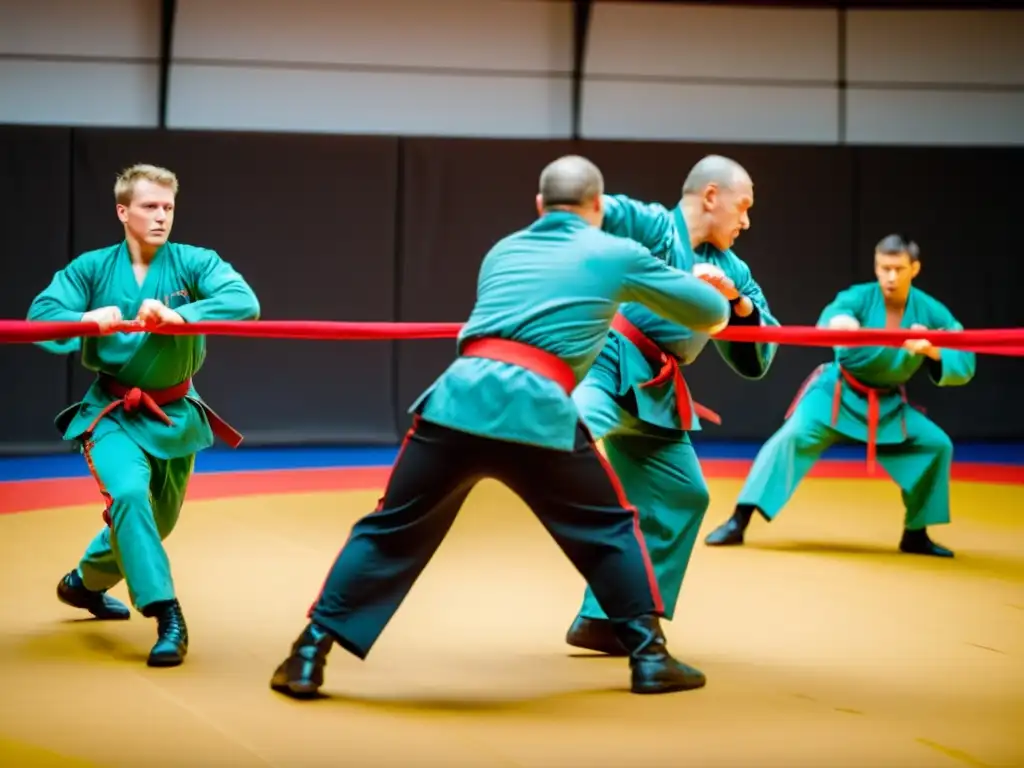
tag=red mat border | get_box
[1,460,1020,516]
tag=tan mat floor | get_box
[1,477,1021,767]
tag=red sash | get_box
[460,338,576,394]
[81,375,243,525]
[611,314,721,431]
[88,374,243,448]
[785,365,917,474]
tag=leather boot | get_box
[270,622,334,699]
[704,504,755,546]
[565,616,628,656]
[612,614,706,694]
[56,570,130,620]
[143,599,188,667]
[899,527,954,558]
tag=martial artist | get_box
[704,235,974,557]
[28,163,260,665]
[270,155,733,698]
[566,155,778,656]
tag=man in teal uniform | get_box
[28,163,260,666]
[704,235,975,557]
[270,155,733,699]
[565,155,779,657]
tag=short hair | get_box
[114,164,178,205]
[538,155,604,208]
[875,233,920,262]
[681,154,749,196]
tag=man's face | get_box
[704,175,753,251]
[117,179,175,248]
[874,251,920,299]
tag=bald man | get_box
[564,155,780,658]
[270,155,733,699]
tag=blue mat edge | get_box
[1,441,1022,482]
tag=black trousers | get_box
[309,417,664,659]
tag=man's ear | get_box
[911,260,922,279]
[702,184,718,212]
[535,194,544,217]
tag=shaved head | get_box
[679,154,754,251]
[681,155,750,197]
[538,155,604,208]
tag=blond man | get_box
[28,164,260,666]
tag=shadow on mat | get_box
[7,627,149,664]
[77,631,150,663]
[566,652,626,659]
[746,540,904,557]
[743,541,1024,582]
[274,686,632,713]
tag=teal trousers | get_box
[573,380,710,621]
[737,385,953,529]
[77,425,194,611]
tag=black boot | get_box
[56,570,130,620]
[704,504,755,546]
[899,527,954,558]
[565,616,628,656]
[270,622,335,699]
[143,599,188,667]
[612,615,706,694]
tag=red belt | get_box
[785,364,913,475]
[81,375,243,526]
[611,314,721,431]
[86,374,243,448]
[460,337,576,394]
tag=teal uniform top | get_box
[806,282,975,443]
[27,241,261,459]
[410,211,731,451]
[582,194,779,432]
